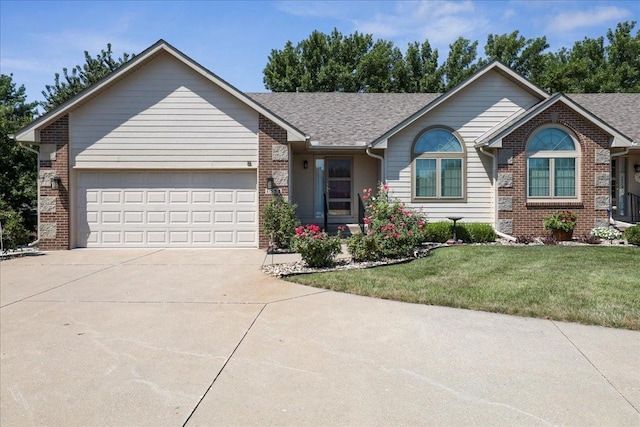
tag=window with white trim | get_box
[412,128,465,199]
[526,127,579,199]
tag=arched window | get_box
[412,128,465,199]
[526,127,579,199]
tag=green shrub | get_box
[465,223,497,243]
[347,184,427,261]
[0,205,31,252]
[624,225,640,246]
[346,233,382,262]
[291,224,341,268]
[261,195,300,249]
[422,221,452,243]
[543,210,577,232]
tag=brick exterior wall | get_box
[497,103,611,237]
[39,115,70,250]
[258,114,289,248]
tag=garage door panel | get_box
[102,231,122,244]
[192,211,212,224]
[124,211,144,224]
[101,211,121,223]
[101,191,121,203]
[192,231,213,244]
[147,211,167,224]
[147,191,166,203]
[214,191,234,203]
[169,191,189,203]
[237,191,256,203]
[124,191,144,203]
[124,231,144,244]
[192,191,211,203]
[214,211,234,223]
[237,211,256,223]
[76,171,257,248]
[169,211,189,224]
[214,231,234,244]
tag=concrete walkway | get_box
[1,249,638,426]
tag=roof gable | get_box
[15,39,307,143]
[370,60,550,148]
[475,93,634,148]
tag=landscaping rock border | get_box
[261,243,445,277]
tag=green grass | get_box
[285,246,640,330]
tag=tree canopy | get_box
[41,43,134,111]
[264,21,639,93]
[1,74,39,248]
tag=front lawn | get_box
[285,245,640,330]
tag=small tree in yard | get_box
[261,195,300,249]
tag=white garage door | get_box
[76,171,257,248]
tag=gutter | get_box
[366,145,385,183]
[13,135,40,245]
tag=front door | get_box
[327,158,352,217]
[314,158,352,221]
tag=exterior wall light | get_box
[303,160,308,169]
[266,177,274,189]
[51,175,61,190]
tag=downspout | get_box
[14,136,40,245]
[479,146,515,241]
[366,145,385,183]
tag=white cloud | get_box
[0,58,43,73]
[352,0,489,52]
[502,8,516,20]
[545,6,630,32]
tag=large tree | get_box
[263,22,639,94]
[482,31,549,83]
[41,43,134,111]
[1,74,38,248]
[404,40,443,92]
[441,37,479,90]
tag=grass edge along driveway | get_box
[285,245,640,330]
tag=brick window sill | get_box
[526,201,584,208]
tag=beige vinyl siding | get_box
[70,52,258,169]
[386,70,540,224]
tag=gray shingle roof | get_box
[567,93,640,143]
[248,92,640,147]
[248,93,440,146]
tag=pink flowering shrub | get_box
[291,224,342,268]
[347,183,428,262]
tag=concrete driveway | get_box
[1,249,638,426]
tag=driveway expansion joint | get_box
[552,321,640,414]
[182,304,267,426]
[0,265,116,308]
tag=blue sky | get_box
[1,0,638,105]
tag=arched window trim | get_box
[411,126,466,201]
[525,124,581,201]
